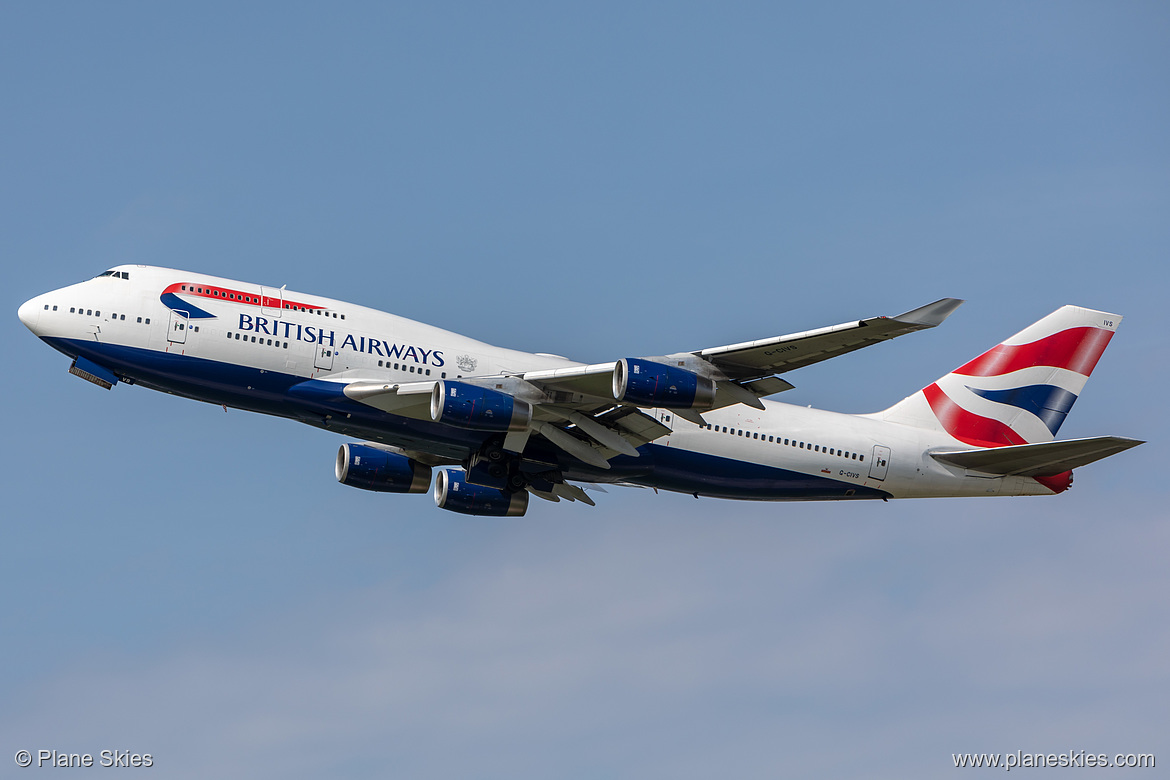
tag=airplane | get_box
[18,265,1142,516]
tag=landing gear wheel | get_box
[480,436,507,463]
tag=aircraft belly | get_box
[564,444,890,501]
[43,338,484,459]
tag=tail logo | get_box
[967,385,1078,436]
[925,324,1115,448]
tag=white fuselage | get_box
[18,265,1057,502]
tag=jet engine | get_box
[430,380,531,432]
[433,468,529,516]
[613,358,716,409]
[335,444,431,493]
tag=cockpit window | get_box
[97,270,130,280]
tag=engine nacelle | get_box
[335,444,431,493]
[433,469,529,517]
[613,358,716,409]
[430,380,531,432]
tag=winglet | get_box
[892,298,965,328]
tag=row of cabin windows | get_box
[375,359,433,376]
[65,306,150,325]
[178,284,345,319]
[279,306,343,318]
[703,423,865,462]
[228,332,289,348]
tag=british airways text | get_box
[238,314,445,366]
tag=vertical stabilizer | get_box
[879,306,1121,447]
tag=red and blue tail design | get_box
[883,306,1121,448]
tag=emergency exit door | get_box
[168,309,189,343]
[869,445,890,480]
[314,344,335,370]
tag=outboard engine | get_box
[433,468,529,517]
[335,444,431,493]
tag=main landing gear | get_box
[465,435,563,495]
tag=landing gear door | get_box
[869,445,891,481]
[314,345,335,371]
[168,309,189,344]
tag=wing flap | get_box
[740,376,796,397]
[930,436,1144,476]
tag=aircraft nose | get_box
[18,296,42,333]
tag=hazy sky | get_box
[3,3,1167,777]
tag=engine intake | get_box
[336,444,431,493]
[431,380,531,432]
[613,358,716,409]
[434,469,529,516]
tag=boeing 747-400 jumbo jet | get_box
[19,266,1142,516]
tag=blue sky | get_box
[3,2,1167,777]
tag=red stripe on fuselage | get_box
[161,282,326,312]
[953,327,1113,378]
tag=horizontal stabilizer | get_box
[931,436,1143,477]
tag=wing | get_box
[524,297,964,408]
[694,297,964,380]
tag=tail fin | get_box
[880,306,1121,447]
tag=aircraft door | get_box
[168,309,189,344]
[314,344,335,371]
[656,409,674,431]
[261,286,283,317]
[869,445,891,481]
